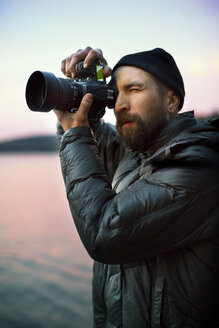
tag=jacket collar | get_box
[141,111,197,159]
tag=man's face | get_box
[114,66,170,152]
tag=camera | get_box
[25,60,117,120]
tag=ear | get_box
[167,90,180,114]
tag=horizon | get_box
[0,110,218,144]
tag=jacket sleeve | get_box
[59,127,219,264]
[93,119,125,180]
[57,119,125,181]
[56,121,64,144]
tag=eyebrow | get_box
[123,81,145,90]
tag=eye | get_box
[129,87,140,92]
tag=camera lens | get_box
[26,71,59,112]
[26,71,83,112]
[27,73,47,110]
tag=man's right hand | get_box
[61,46,112,78]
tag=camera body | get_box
[25,60,117,120]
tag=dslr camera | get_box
[25,59,117,120]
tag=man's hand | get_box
[53,93,93,131]
[61,46,112,78]
[54,46,112,131]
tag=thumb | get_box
[74,93,93,127]
[79,93,93,116]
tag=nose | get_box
[114,92,130,113]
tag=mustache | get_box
[115,112,139,126]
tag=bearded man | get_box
[54,47,219,328]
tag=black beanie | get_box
[113,48,185,110]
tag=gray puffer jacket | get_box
[58,111,219,328]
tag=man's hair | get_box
[150,74,169,96]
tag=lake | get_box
[0,154,93,328]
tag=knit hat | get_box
[113,48,185,110]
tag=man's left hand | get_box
[53,93,93,131]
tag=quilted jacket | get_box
[57,111,219,327]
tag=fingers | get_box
[103,65,113,78]
[61,46,112,78]
[61,46,92,77]
[83,48,104,68]
[69,46,93,77]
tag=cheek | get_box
[131,93,160,119]
[129,94,149,113]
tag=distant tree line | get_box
[196,111,219,121]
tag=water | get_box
[0,154,93,328]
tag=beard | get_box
[115,110,168,153]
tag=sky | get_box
[0,0,219,141]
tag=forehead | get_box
[114,66,156,90]
[114,66,154,85]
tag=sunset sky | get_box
[0,0,219,141]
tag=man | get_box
[55,47,219,327]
